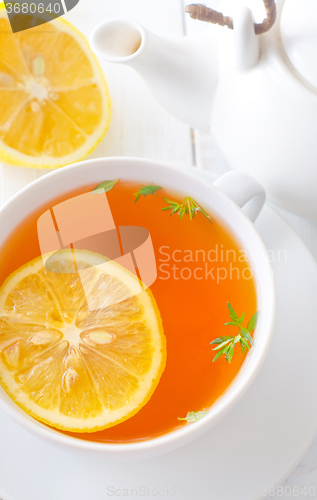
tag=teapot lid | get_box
[281,0,317,88]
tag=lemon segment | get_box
[0,250,166,432]
[0,9,111,168]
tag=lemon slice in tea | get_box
[0,250,166,432]
[0,7,111,168]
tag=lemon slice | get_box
[0,250,166,432]
[0,7,111,168]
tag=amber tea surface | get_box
[0,181,257,442]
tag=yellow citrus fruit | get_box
[0,6,111,168]
[0,250,166,432]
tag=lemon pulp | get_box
[0,8,111,168]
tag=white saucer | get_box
[1,183,317,499]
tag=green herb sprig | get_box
[211,303,258,363]
[178,411,208,423]
[92,179,120,193]
[161,196,212,223]
[134,185,162,203]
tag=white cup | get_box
[0,157,275,460]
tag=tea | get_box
[0,180,257,442]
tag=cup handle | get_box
[213,171,266,223]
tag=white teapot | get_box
[90,0,317,219]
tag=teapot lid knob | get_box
[281,0,317,88]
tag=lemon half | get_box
[0,7,111,168]
[0,250,166,432]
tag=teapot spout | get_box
[90,19,219,132]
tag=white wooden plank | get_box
[182,0,268,174]
[0,0,193,207]
[87,65,193,165]
[66,0,193,166]
[193,129,230,174]
[182,0,231,173]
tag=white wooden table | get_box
[1,0,317,497]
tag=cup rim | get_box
[0,157,276,456]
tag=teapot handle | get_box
[185,0,277,35]
[213,171,266,223]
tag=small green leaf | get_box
[92,179,120,193]
[210,338,223,345]
[178,411,208,422]
[198,207,213,224]
[240,337,251,350]
[212,351,223,363]
[185,198,195,221]
[210,304,258,364]
[163,197,178,206]
[212,350,225,363]
[210,336,233,345]
[247,312,259,333]
[240,327,250,338]
[227,303,239,323]
[212,344,230,362]
[161,196,212,223]
[226,344,235,363]
[233,334,241,345]
[134,185,161,202]
[172,205,181,215]
[212,338,232,351]
[138,185,161,196]
[179,206,186,220]
[244,332,254,346]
